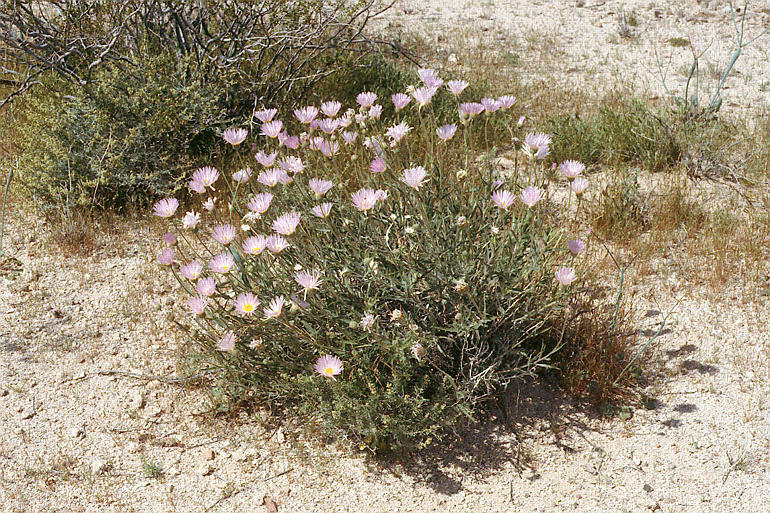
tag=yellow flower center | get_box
[223,265,231,271]
[323,367,334,376]
[243,303,254,313]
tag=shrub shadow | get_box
[369,377,603,495]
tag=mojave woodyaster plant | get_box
[152,68,593,451]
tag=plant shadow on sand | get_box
[367,377,605,495]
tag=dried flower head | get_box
[360,313,376,331]
[411,342,426,360]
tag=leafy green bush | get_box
[152,70,595,451]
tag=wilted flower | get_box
[312,203,334,218]
[157,248,174,266]
[497,95,516,109]
[360,313,376,331]
[223,127,248,145]
[446,79,469,96]
[196,277,217,297]
[571,177,589,195]
[521,186,543,207]
[192,167,220,189]
[257,169,280,187]
[255,150,277,167]
[263,296,286,319]
[210,252,235,273]
[456,215,467,226]
[260,120,283,138]
[436,124,457,141]
[401,166,428,190]
[569,239,586,255]
[232,168,252,183]
[356,91,377,107]
[411,342,426,360]
[351,188,384,212]
[247,193,273,214]
[321,101,342,117]
[555,266,577,285]
[153,198,179,218]
[186,296,207,316]
[370,157,386,173]
[294,106,318,124]
[491,189,516,210]
[523,132,552,159]
[180,261,203,280]
[412,86,436,109]
[295,269,322,291]
[481,98,501,112]
[249,338,263,350]
[242,234,268,255]
[218,331,236,352]
[255,108,277,122]
[390,309,402,322]
[203,197,217,211]
[392,93,411,110]
[272,212,301,236]
[234,292,260,316]
[314,355,343,380]
[387,122,412,144]
[267,234,290,254]
[341,130,358,144]
[560,160,585,179]
[453,278,468,292]
[456,169,467,180]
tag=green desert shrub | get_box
[152,69,598,451]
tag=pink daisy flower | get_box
[295,269,322,291]
[321,101,342,117]
[338,112,354,128]
[369,104,383,119]
[157,248,174,266]
[203,197,217,211]
[387,122,412,144]
[318,118,338,134]
[210,252,235,273]
[360,313,376,331]
[234,292,260,316]
[459,102,485,122]
[401,166,428,190]
[314,355,343,379]
[523,133,552,159]
[211,224,237,245]
[223,128,248,146]
[312,203,333,218]
[309,178,333,196]
[260,120,283,138]
[196,277,217,297]
[232,168,252,183]
[152,198,179,218]
[267,234,290,254]
[446,79,469,96]
[278,156,304,174]
[242,234,268,255]
[569,239,586,255]
[281,133,300,149]
[341,130,358,145]
[319,139,340,158]
[294,106,318,124]
[192,167,220,189]
[417,68,443,89]
[521,186,543,207]
[481,98,501,112]
[272,212,301,236]
[189,179,206,194]
[180,261,203,280]
[186,296,207,316]
[412,86,436,109]
[263,296,286,319]
[351,188,383,212]
[257,169,280,187]
[247,192,273,214]
[391,93,411,111]
[491,189,516,210]
[255,150,277,167]
[255,108,277,122]
[218,331,237,352]
[370,157,386,174]
[436,124,457,141]
[571,177,589,195]
[560,160,585,179]
[356,92,377,108]
[163,232,177,245]
[497,95,516,109]
[555,266,577,286]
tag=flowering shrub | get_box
[152,69,593,451]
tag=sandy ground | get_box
[2,1,770,512]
